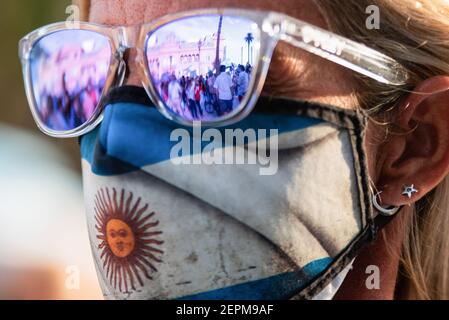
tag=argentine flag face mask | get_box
[80,86,383,300]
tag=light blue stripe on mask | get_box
[80,102,323,176]
[177,257,332,300]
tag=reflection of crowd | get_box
[156,63,252,120]
[37,66,105,131]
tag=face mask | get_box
[80,86,386,300]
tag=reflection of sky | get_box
[148,15,259,64]
[36,30,109,55]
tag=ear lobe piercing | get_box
[372,185,417,217]
[372,191,400,217]
[402,185,418,199]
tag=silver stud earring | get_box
[402,184,418,199]
[372,191,400,217]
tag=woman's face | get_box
[88,0,381,210]
[88,0,378,175]
[85,0,442,300]
[89,0,358,108]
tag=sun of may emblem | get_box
[94,188,164,293]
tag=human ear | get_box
[374,76,449,207]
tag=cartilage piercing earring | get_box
[402,185,418,199]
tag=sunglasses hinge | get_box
[19,38,31,60]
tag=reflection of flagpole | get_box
[198,40,202,75]
[251,46,253,65]
[215,15,223,71]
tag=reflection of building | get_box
[37,45,110,95]
[147,32,226,80]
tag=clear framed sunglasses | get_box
[19,8,409,138]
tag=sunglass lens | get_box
[29,30,112,132]
[145,15,259,123]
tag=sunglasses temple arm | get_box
[265,16,409,86]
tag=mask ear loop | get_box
[372,191,400,217]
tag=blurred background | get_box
[0,0,102,299]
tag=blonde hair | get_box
[75,0,449,299]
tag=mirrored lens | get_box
[29,30,112,132]
[146,15,259,122]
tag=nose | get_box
[117,25,144,87]
[122,48,143,87]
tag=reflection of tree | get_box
[214,15,223,71]
[244,33,254,64]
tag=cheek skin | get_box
[89,0,358,109]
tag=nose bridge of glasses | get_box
[118,25,141,52]
[113,26,147,88]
